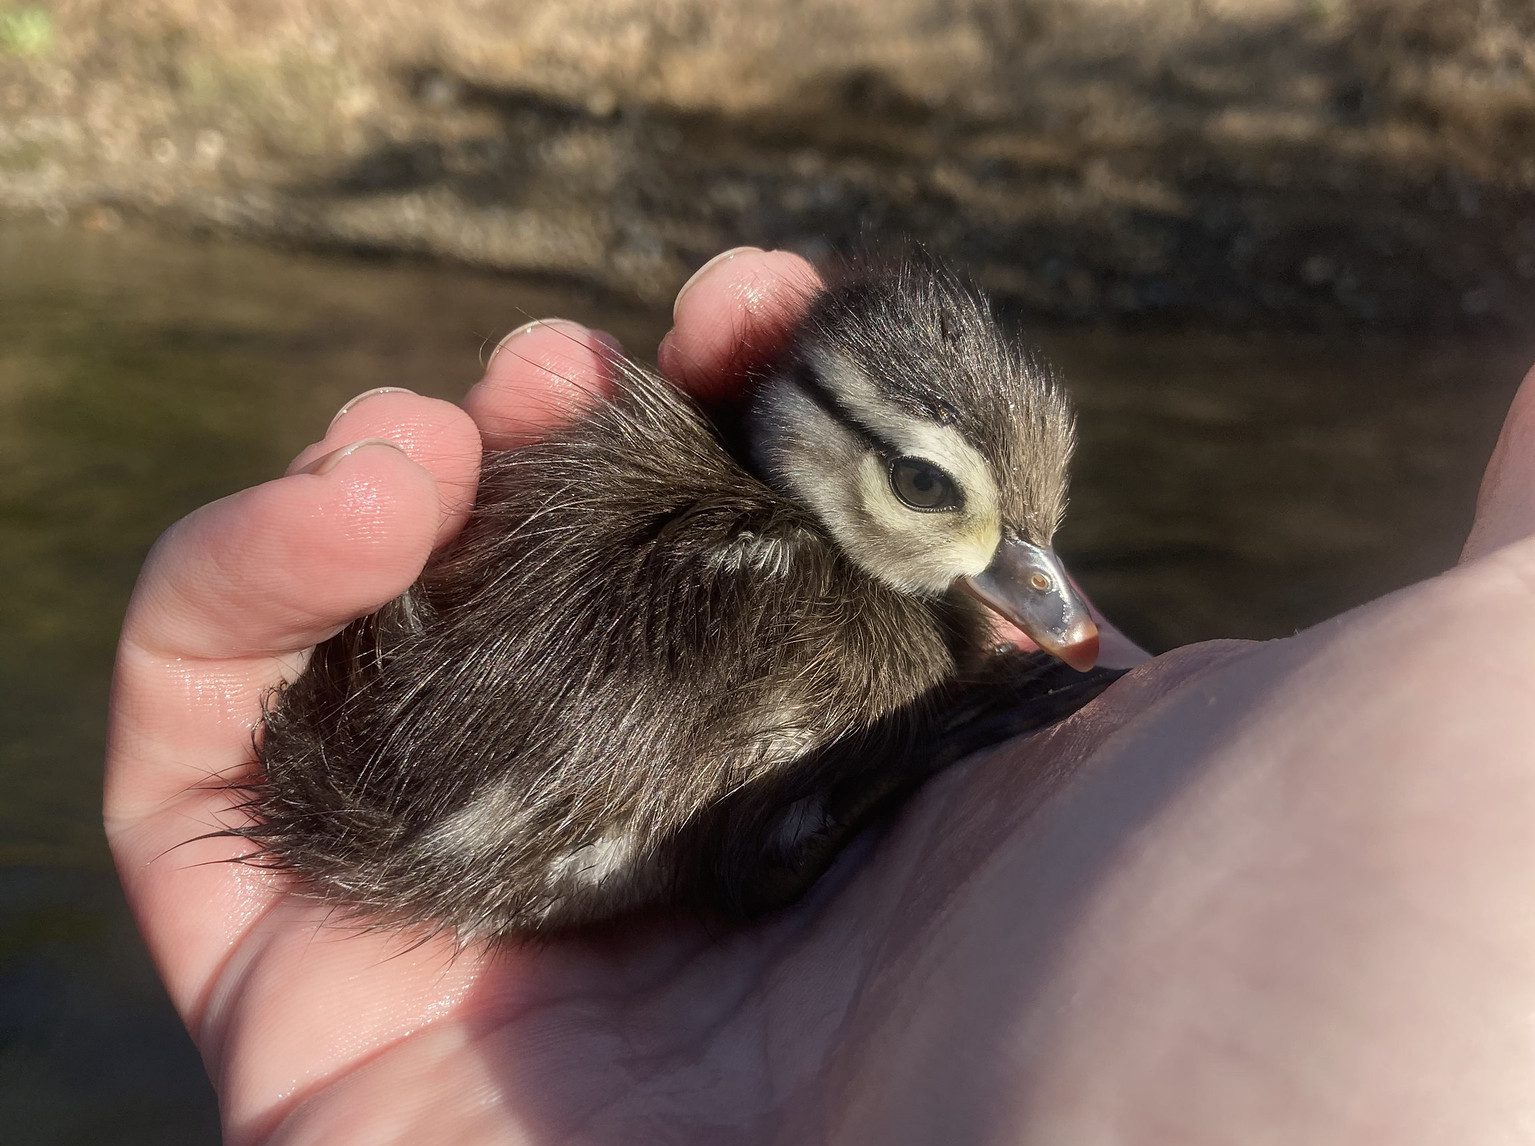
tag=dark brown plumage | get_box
[233,259,1120,938]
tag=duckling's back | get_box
[245,365,980,936]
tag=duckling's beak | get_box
[962,539,1100,672]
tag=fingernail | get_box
[657,327,681,371]
[673,246,764,320]
[303,437,406,477]
[328,386,414,432]
[486,318,589,371]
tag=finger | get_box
[108,440,442,819]
[1082,596,1149,669]
[659,248,823,403]
[197,899,485,1142]
[1462,363,1535,564]
[122,442,442,664]
[287,390,483,544]
[465,319,624,449]
[107,443,446,1015]
[1092,617,1150,669]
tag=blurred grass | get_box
[0,7,52,58]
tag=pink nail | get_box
[302,438,406,477]
[673,246,764,320]
[486,318,589,370]
[328,387,414,432]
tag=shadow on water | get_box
[0,218,1527,1141]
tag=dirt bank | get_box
[3,0,1534,328]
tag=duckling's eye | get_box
[888,456,963,512]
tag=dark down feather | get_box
[232,260,1121,939]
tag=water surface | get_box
[1,220,1527,1142]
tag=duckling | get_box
[237,258,1119,938]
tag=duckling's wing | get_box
[245,363,896,933]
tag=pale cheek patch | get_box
[813,347,1003,523]
[946,522,1002,578]
[859,455,914,535]
[763,359,1006,593]
[855,457,998,590]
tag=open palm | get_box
[106,249,1535,1144]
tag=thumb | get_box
[1462,364,1535,565]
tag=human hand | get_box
[106,248,1535,1143]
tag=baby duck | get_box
[240,259,1117,938]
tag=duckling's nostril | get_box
[1028,571,1052,592]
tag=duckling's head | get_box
[750,262,1099,670]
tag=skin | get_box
[106,246,1535,1145]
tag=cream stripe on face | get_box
[807,346,1002,530]
[759,346,1003,592]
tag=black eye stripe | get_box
[786,366,967,515]
[791,363,892,454]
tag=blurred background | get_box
[3,0,1533,1140]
